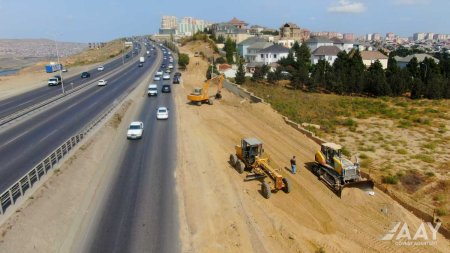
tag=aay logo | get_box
[382,222,441,246]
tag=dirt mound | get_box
[175,41,450,252]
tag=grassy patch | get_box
[412,154,435,163]
[436,208,448,216]
[382,174,400,184]
[396,149,408,155]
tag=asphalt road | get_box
[84,53,180,253]
[0,43,160,193]
[0,43,141,119]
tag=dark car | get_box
[174,72,182,77]
[172,76,180,84]
[161,64,166,68]
[81,72,91,78]
[162,84,171,93]
[138,63,144,67]
[125,54,130,58]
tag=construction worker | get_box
[290,156,296,174]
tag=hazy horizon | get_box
[0,0,449,42]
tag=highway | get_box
[84,75,179,252]
[0,42,157,193]
[0,43,140,119]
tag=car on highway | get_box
[174,72,182,77]
[168,64,174,69]
[153,75,161,81]
[81,72,91,78]
[98,79,108,86]
[173,76,180,84]
[162,73,171,80]
[162,84,171,93]
[97,66,105,71]
[156,70,163,76]
[148,84,158,96]
[156,107,169,120]
[125,54,130,58]
[62,68,68,72]
[47,77,61,86]
[165,69,171,73]
[138,63,144,67]
[127,121,144,139]
[161,64,166,68]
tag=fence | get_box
[222,80,450,240]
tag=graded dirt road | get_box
[174,43,450,253]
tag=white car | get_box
[97,66,105,71]
[156,107,169,120]
[162,73,170,80]
[127,121,144,139]
[148,84,158,96]
[168,64,174,69]
[156,71,163,76]
[98,79,108,86]
[153,75,161,81]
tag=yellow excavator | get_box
[313,142,374,195]
[187,74,224,105]
[229,138,291,199]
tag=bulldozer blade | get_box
[245,174,266,181]
[342,180,375,192]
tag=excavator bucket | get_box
[342,179,375,192]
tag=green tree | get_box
[251,64,269,82]
[311,59,332,91]
[406,57,420,78]
[411,78,425,99]
[348,50,366,93]
[235,60,246,84]
[178,53,190,69]
[365,60,391,96]
[206,64,220,79]
[215,57,226,64]
[217,35,225,43]
[224,37,236,64]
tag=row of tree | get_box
[243,41,450,99]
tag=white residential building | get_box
[305,37,333,52]
[257,44,290,64]
[311,46,341,65]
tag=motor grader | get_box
[313,142,374,195]
[187,74,223,106]
[229,138,290,199]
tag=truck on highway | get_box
[140,56,145,63]
[45,63,63,73]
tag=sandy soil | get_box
[175,43,450,253]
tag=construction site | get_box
[174,41,450,252]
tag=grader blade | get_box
[245,173,266,181]
[342,180,375,192]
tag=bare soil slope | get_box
[175,42,450,253]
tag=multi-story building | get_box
[228,17,248,29]
[178,17,210,36]
[413,32,426,41]
[343,33,354,41]
[386,32,395,41]
[310,31,343,39]
[434,34,450,41]
[161,16,177,29]
[373,33,381,41]
[365,33,373,41]
[425,33,434,40]
[279,23,310,42]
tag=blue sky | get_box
[0,0,448,42]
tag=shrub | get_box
[425,171,435,177]
[412,154,435,163]
[341,146,351,157]
[436,208,448,216]
[396,149,408,155]
[382,174,399,184]
[178,53,190,69]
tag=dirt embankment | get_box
[175,42,450,253]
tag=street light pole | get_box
[54,38,65,94]
[122,39,125,65]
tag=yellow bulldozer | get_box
[313,142,374,195]
[229,138,290,199]
[187,74,224,106]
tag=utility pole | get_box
[54,38,65,94]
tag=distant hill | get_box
[0,39,88,70]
